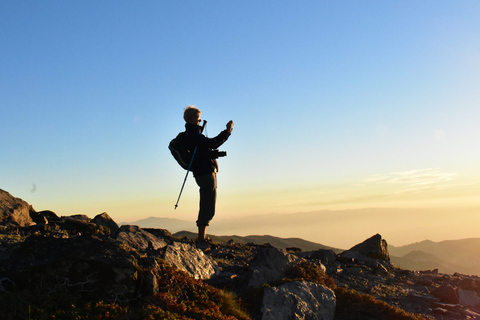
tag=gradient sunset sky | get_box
[2,1,479,247]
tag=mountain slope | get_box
[173,231,341,252]
[389,240,480,276]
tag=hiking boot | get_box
[195,240,210,252]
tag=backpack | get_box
[169,132,196,170]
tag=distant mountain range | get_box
[120,217,194,232]
[124,216,480,276]
[389,239,480,276]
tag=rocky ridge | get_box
[1,188,480,320]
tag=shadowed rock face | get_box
[247,246,303,288]
[0,188,34,227]
[92,212,119,236]
[2,235,139,301]
[347,233,390,261]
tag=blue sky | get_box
[2,1,480,246]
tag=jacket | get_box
[184,123,231,176]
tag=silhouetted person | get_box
[183,106,233,250]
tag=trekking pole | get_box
[174,146,197,209]
[174,120,206,209]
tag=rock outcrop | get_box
[115,224,167,250]
[247,246,303,288]
[91,212,119,236]
[31,210,62,224]
[0,188,34,226]
[347,233,390,261]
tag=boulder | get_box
[0,189,34,226]
[91,212,118,236]
[348,234,390,261]
[261,281,336,320]
[161,242,217,280]
[432,284,459,304]
[459,289,480,307]
[116,225,167,250]
[30,210,61,224]
[311,249,338,266]
[248,246,303,288]
[61,215,108,235]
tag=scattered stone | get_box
[261,281,336,320]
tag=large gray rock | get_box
[91,212,119,236]
[459,289,480,307]
[261,281,336,320]
[116,225,167,250]
[0,189,34,226]
[248,246,303,288]
[432,284,459,304]
[161,242,217,280]
[348,233,390,261]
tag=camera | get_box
[211,149,227,159]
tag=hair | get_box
[183,105,201,122]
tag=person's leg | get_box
[198,225,207,242]
[195,172,217,235]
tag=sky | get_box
[2,1,480,248]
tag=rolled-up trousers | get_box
[194,171,217,227]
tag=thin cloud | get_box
[366,168,457,194]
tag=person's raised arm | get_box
[226,120,234,134]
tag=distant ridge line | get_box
[172,230,343,253]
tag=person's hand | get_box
[226,120,234,134]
